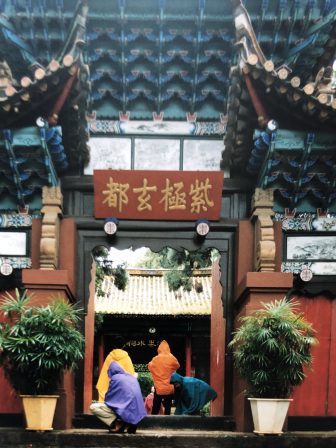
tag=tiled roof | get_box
[95,268,212,317]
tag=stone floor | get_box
[1,427,336,448]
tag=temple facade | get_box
[0,0,335,431]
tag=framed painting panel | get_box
[183,139,222,171]
[85,137,132,174]
[0,231,28,256]
[285,234,336,261]
[134,138,180,170]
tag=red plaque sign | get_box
[94,170,224,221]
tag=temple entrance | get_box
[75,220,235,417]
[91,246,217,408]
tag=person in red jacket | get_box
[148,340,180,415]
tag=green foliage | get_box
[136,249,164,268]
[135,364,153,397]
[228,298,317,398]
[95,262,106,297]
[95,260,128,295]
[113,264,128,290]
[201,402,210,416]
[94,313,104,333]
[139,247,218,292]
[163,247,216,292]
[164,270,192,292]
[0,289,85,395]
[134,363,150,373]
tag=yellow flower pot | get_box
[20,395,59,431]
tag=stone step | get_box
[73,414,236,431]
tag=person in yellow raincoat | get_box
[96,335,135,402]
[148,340,180,415]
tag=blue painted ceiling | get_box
[0,0,335,121]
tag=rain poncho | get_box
[148,340,180,395]
[96,348,135,402]
[170,372,217,415]
[105,361,146,425]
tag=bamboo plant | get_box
[0,289,84,395]
[229,298,317,398]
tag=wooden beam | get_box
[290,76,301,88]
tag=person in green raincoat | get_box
[170,372,217,415]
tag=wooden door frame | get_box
[74,218,236,414]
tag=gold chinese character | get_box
[133,178,157,211]
[160,179,187,211]
[102,177,129,212]
[189,178,214,213]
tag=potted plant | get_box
[229,298,317,434]
[0,289,84,430]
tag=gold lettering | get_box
[189,178,214,213]
[102,177,129,212]
[160,179,187,211]
[133,178,157,211]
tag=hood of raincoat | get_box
[170,373,217,415]
[170,372,183,384]
[110,348,130,362]
[96,348,135,402]
[104,361,146,425]
[157,340,171,355]
[148,340,180,395]
[108,361,126,378]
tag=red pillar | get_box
[98,334,105,373]
[185,334,192,376]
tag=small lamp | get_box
[195,219,210,238]
[36,117,47,128]
[104,217,119,236]
[266,119,278,133]
[0,261,13,276]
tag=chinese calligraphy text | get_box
[94,170,223,220]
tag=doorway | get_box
[92,246,217,403]
[75,219,235,415]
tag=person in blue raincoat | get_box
[170,372,217,415]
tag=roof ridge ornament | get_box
[119,111,130,121]
[186,112,197,122]
[233,0,267,69]
[153,112,164,121]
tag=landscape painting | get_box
[286,235,336,261]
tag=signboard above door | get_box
[94,170,224,221]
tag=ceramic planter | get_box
[20,395,59,431]
[248,397,293,434]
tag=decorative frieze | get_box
[282,261,336,276]
[0,257,31,269]
[276,212,336,276]
[0,213,32,228]
[88,118,225,136]
[274,212,336,232]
